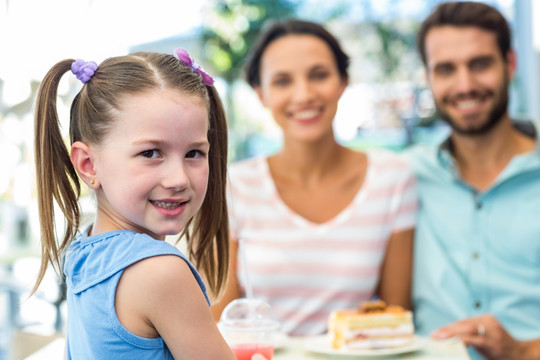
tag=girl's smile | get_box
[150,199,187,216]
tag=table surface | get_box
[26,335,471,360]
[276,336,470,359]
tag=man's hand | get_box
[430,314,540,360]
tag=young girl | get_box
[33,49,235,359]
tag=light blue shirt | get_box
[405,122,540,359]
[63,229,209,359]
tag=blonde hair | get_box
[33,52,229,296]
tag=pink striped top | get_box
[227,149,417,336]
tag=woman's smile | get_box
[289,107,323,122]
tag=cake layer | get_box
[342,323,414,338]
[328,301,414,350]
[330,309,412,328]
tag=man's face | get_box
[424,26,515,136]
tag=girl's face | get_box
[91,89,209,239]
[254,34,347,143]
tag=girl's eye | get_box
[186,149,205,159]
[141,149,160,159]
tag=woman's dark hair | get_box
[417,1,511,65]
[245,19,350,87]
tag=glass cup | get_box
[218,298,280,360]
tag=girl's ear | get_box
[71,141,99,188]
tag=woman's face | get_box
[254,34,347,143]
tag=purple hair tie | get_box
[174,48,214,86]
[71,59,98,84]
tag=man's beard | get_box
[435,80,509,136]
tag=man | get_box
[407,2,540,359]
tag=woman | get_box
[212,19,417,336]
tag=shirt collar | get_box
[436,120,540,168]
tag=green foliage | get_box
[201,0,299,83]
[373,22,416,78]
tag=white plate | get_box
[304,335,428,357]
[273,332,290,350]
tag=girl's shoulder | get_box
[65,231,192,294]
[114,254,208,343]
[121,254,196,291]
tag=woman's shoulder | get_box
[366,148,412,171]
[229,155,266,170]
[228,155,269,183]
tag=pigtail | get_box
[33,60,81,295]
[188,85,229,297]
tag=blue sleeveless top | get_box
[63,230,209,359]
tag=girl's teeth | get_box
[153,201,180,209]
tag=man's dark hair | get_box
[417,1,511,65]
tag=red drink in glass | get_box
[230,343,274,360]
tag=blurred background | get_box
[0,0,538,358]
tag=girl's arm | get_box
[116,255,235,359]
[376,229,414,309]
[210,239,241,322]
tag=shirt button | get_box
[472,252,479,259]
[476,202,482,209]
[475,301,482,309]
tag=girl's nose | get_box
[162,161,189,191]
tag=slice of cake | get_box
[328,300,414,350]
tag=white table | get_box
[25,336,471,359]
[24,338,64,360]
[275,336,471,359]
